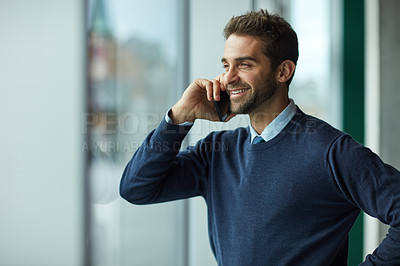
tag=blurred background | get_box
[1,0,399,265]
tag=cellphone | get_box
[213,90,231,122]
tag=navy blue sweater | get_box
[120,108,400,265]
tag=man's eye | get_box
[222,64,229,70]
[240,63,250,68]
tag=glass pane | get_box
[288,0,336,124]
[254,0,338,126]
[86,0,184,265]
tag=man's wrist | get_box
[166,108,194,126]
[169,104,195,125]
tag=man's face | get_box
[221,34,277,115]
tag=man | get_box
[120,10,400,265]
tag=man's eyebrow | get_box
[221,56,258,63]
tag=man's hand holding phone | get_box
[170,75,235,124]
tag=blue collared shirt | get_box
[249,99,296,144]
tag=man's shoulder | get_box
[290,108,347,144]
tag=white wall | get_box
[364,0,382,256]
[0,1,85,265]
[375,0,400,253]
[364,0,400,258]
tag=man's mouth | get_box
[229,88,251,98]
[230,88,250,95]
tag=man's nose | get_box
[224,67,239,85]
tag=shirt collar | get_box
[249,99,297,143]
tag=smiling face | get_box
[222,34,278,115]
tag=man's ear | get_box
[276,60,296,83]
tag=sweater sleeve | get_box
[120,119,209,205]
[328,134,400,265]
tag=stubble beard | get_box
[229,73,278,115]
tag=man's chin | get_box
[230,103,254,115]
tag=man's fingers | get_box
[195,78,223,102]
[194,79,211,101]
[212,79,221,101]
[206,81,213,101]
[216,73,226,91]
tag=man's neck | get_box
[249,95,290,135]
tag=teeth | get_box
[232,89,249,95]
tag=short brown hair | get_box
[223,10,298,85]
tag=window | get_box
[86,0,186,265]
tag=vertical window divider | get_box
[177,0,191,265]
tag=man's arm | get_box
[120,77,234,204]
[328,135,400,264]
[120,119,206,204]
